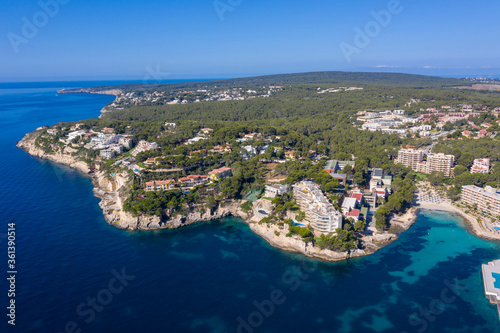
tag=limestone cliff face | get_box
[16,131,146,229]
[17,131,91,174]
[16,130,417,262]
[110,200,247,231]
[249,223,368,262]
[16,131,248,231]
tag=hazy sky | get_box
[1,0,499,81]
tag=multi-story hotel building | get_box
[416,153,455,177]
[394,148,424,169]
[461,185,500,216]
[396,148,455,177]
[293,181,342,233]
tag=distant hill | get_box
[63,71,469,93]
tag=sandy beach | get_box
[417,200,500,242]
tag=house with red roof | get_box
[179,175,208,187]
[145,179,175,191]
[347,209,360,222]
[208,167,232,181]
[350,193,363,205]
[471,125,481,130]
[189,149,207,157]
[285,151,296,160]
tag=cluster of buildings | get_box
[395,148,455,177]
[103,86,284,111]
[185,128,213,145]
[236,132,263,142]
[461,185,500,217]
[144,166,232,191]
[131,140,158,157]
[54,127,136,160]
[323,160,355,174]
[338,168,392,221]
[463,122,496,139]
[357,107,488,137]
[369,168,392,197]
[293,181,343,233]
[145,176,208,191]
[323,160,355,185]
[358,110,416,135]
[317,86,363,94]
[341,192,363,221]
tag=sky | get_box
[1,0,500,82]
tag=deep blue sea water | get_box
[1,82,500,333]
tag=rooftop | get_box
[347,209,360,217]
[208,166,231,174]
[324,160,355,171]
[482,260,500,321]
[464,185,500,200]
[373,168,383,178]
[145,179,174,186]
[342,197,357,208]
[330,173,347,179]
[350,193,363,201]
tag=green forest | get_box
[45,71,500,235]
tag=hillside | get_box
[63,71,468,94]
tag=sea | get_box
[1,81,500,333]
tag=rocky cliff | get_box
[249,222,368,261]
[16,130,417,262]
[16,130,247,231]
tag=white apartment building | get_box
[461,185,500,216]
[416,153,455,177]
[131,140,158,156]
[471,158,490,174]
[395,148,424,170]
[293,181,342,233]
[264,184,290,198]
[100,149,115,159]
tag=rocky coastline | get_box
[17,130,421,262]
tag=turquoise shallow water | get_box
[1,82,500,332]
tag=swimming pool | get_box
[293,221,306,227]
